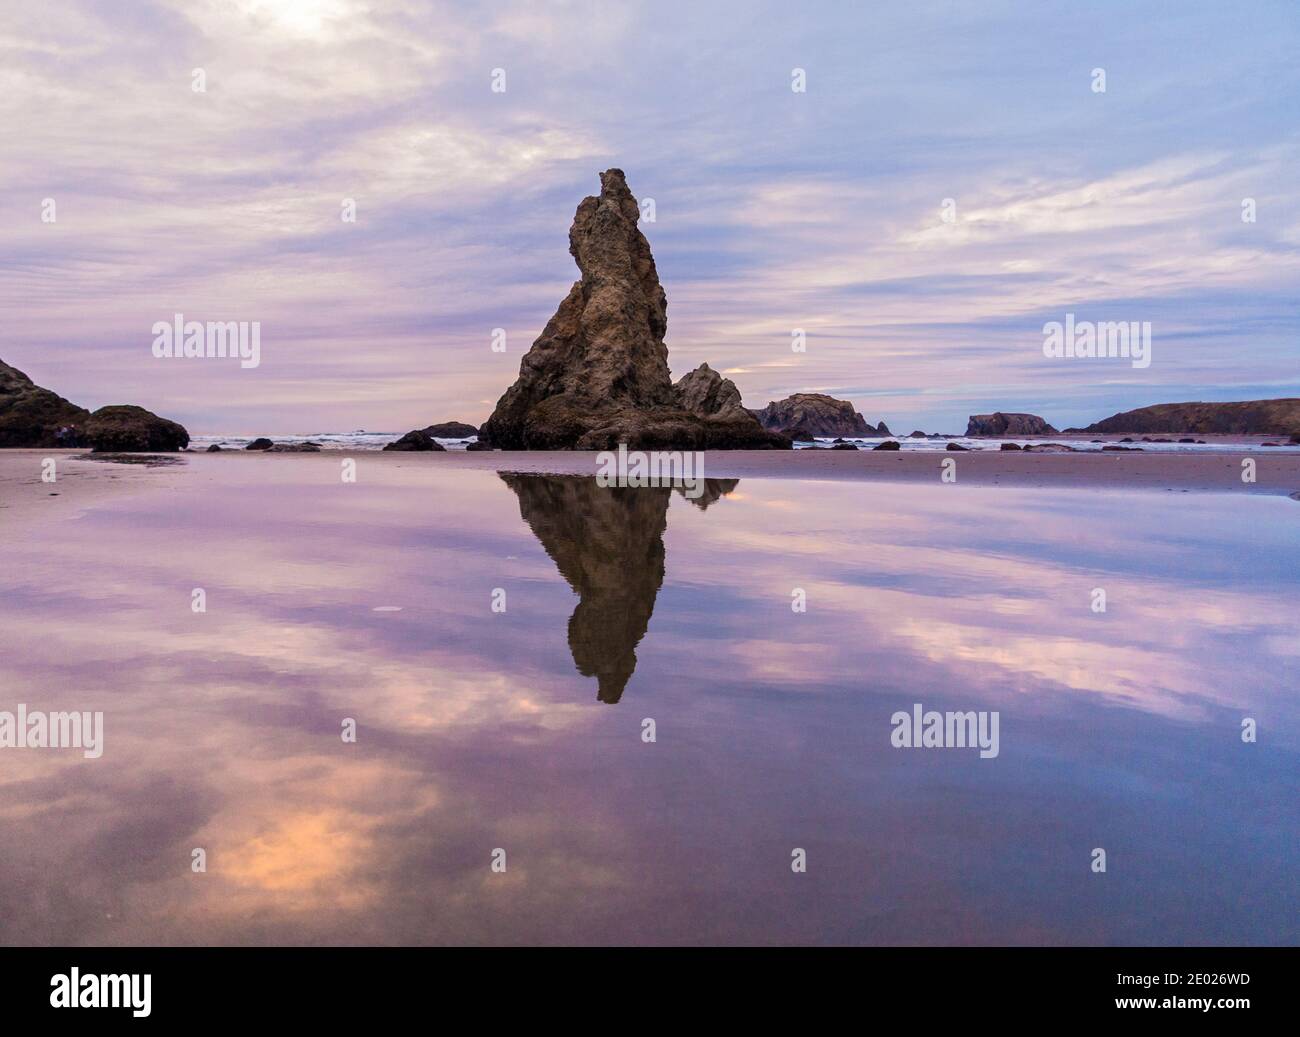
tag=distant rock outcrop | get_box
[965,412,1058,437]
[85,406,189,452]
[480,170,788,451]
[673,363,748,419]
[751,393,874,438]
[422,421,479,439]
[1082,399,1300,436]
[383,429,447,451]
[0,357,189,450]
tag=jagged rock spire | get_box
[481,171,788,451]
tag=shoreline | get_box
[2,449,1298,519]
[346,448,1300,495]
[186,430,1300,455]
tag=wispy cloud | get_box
[1,0,1297,434]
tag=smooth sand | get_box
[3,447,1299,531]
[0,450,191,526]
[440,447,1300,494]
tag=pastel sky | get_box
[3,0,1298,435]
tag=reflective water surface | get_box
[1,460,1297,945]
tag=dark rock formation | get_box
[480,170,787,451]
[206,445,223,452]
[268,443,322,452]
[908,430,927,439]
[673,362,749,419]
[751,393,873,438]
[1000,442,1022,451]
[1023,443,1076,452]
[872,440,901,451]
[965,412,1058,437]
[1,358,189,450]
[876,421,892,436]
[1102,444,1142,451]
[465,440,494,451]
[946,442,971,451]
[422,421,479,439]
[86,406,189,452]
[1082,399,1300,436]
[245,438,274,450]
[830,442,859,450]
[0,358,90,447]
[383,429,446,452]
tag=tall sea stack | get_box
[480,170,788,451]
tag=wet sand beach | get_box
[4,447,1300,527]
[0,448,1297,945]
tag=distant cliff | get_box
[966,412,1058,436]
[751,393,884,437]
[1081,399,1300,435]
